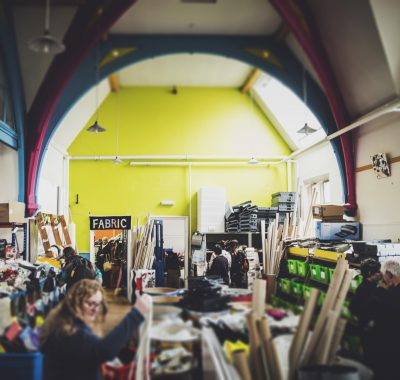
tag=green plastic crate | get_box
[318,266,330,284]
[287,259,298,275]
[318,291,326,306]
[341,299,352,319]
[291,281,304,297]
[349,274,363,293]
[309,263,320,282]
[279,278,292,295]
[297,261,308,277]
[303,285,312,301]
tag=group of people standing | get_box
[349,257,400,380]
[207,240,249,288]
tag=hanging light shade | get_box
[113,156,123,165]
[297,122,317,135]
[297,67,317,136]
[28,0,65,54]
[248,157,259,164]
[87,120,106,133]
[28,30,65,54]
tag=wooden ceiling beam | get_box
[241,68,261,94]
[108,73,120,92]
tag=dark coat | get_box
[41,308,144,380]
[362,285,400,380]
[209,255,229,284]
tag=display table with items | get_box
[0,258,65,380]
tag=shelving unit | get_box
[203,232,262,250]
[273,244,364,357]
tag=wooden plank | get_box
[302,258,347,364]
[252,279,266,319]
[356,154,400,173]
[258,317,284,380]
[35,212,51,254]
[232,350,252,380]
[59,215,72,245]
[50,215,62,246]
[289,288,319,380]
[246,312,265,379]
[241,68,261,93]
[328,318,347,364]
[314,310,339,364]
[261,219,266,273]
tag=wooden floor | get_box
[102,289,131,334]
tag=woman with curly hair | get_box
[40,279,151,380]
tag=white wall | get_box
[0,143,19,203]
[355,112,400,241]
[37,143,68,216]
[295,141,344,204]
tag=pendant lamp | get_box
[112,91,122,164]
[297,67,317,136]
[87,10,106,133]
[28,0,65,54]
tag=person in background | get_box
[229,242,249,288]
[208,244,229,285]
[219,240,232,271]
[96,237,112,288]
[362,258,400,380]
[349,258,381,328]
[40,279,151,380]
[61,246,96,290]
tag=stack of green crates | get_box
[279,278,292,294]
[297,261,308,277]
[291,281,303,297]
[287,259,298,275]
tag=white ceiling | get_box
[11,0,400,151]
[118,53,253,87]
[111,0,281,35]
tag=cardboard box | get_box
[0,202,26,224]
[312,204,344,220]
[316,221,361,241]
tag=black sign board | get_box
[89,216,131,230]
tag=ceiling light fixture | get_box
[297,67,317,136]
[112,90,122,164]
[248,157,259,164]
[28,0,65,54]
[87,9,106,133]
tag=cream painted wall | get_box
[355,113,400,241]
[0,143,19,202]
[68,87,291,252]
[37,143,68,216]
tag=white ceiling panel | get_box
[118,53,253,87]
[111,0,281,35]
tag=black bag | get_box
[65,256,96,289]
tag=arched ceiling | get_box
[8,0,400,214]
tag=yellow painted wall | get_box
[69,87,291,252]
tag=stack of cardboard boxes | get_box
[312,204,361,241]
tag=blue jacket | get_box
[41,308,144,380]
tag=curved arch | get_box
[34,35,346,212]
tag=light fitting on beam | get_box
[28,0,65,54]
[297,122,317,136]
[248,157,259,164]
[113,156,123,165]
[87,121,106,133]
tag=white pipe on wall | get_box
[287,160,292,191]
[279,97,400,163]
[70,154,287,161]
[129,161,280,167]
